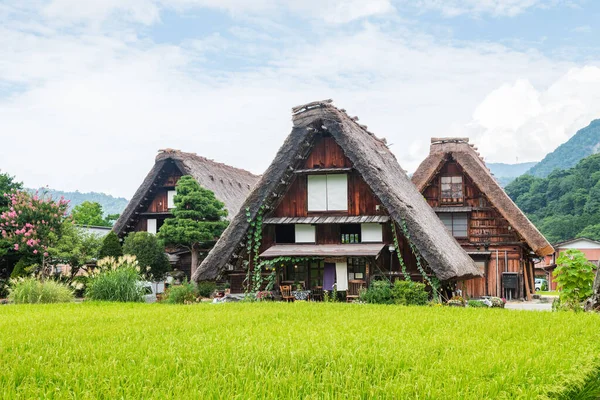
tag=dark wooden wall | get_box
[272,137,384,218]
[422,159,532,297]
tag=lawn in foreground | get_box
[1,302,599,399]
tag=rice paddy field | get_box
[1,302,599,399]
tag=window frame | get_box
[440,175,464,204]
[307,174,348,212]
[437,212,468,238]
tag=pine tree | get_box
[158,175,228,278]
[99,231,123,259]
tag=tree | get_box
[158,175,228,278]
[47,221,102,278]
[0,170,22,212]
[0,190,69,268]
[553,249,595,310]
[99,231,123,259]
[71,201,111,227]
[122,232,170,281]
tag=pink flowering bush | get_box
[0,190,69,260]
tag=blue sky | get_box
[1,0,600,197]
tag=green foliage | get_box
[391,280,429,306]
[2,303,600,398]
[10,258,32,278]
[506,153,600,242]
[71,201,112,227]
[527,119,600,178]
[361,280,393,304]
[47,222,102,277]
[158,176,228,248]
[86,256,145,302]
[197,281,216,298]
[467,300,487,308]
[0,170,22,211]
[553,249,595,311]
[123,232,170,281]
[8,277,73,304]
[99,231,123,259]
[162,281,198,304]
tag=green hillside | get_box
[526,119,600,178]
[506,153,600,243]
[28,188,129,217]
[487,162,538,186]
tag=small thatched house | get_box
[113,149,259,277]
[193,100,481,293]
[412,138,554,299]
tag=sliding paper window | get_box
[307,174,348,211]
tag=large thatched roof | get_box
[113,149,259,236]
[193,100,482,282]
[412,138,554,256]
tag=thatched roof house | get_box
[194,100,481,283]
[412,138,553,257]
[113,149,259,238]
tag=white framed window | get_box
[307,174,348,211]
[361,223,383,242]
[295,224,316,243]
[167,190,176,209]
[437,213,468,238]
[147,219,157,235]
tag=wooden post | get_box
[523,260,532,301]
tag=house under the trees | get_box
[412,138,554,300]
[113,149,259,277]
[193,100,481,293]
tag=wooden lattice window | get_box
[440,176,463,204]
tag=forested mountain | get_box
[487,162,538,186]
[28,188,129,216]
[526,119,600,178]
[506,153,600,243]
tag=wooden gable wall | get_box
[422,160,522,246]
[272,136,384,218]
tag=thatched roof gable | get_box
[113,150,259,236]
[193,101,482,282]
[412,138,554,257]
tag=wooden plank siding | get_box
[422,160,533,298]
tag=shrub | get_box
[197,281,216,298]
[489,297,506,308]
[0,278,8,298]
[86,255,145,302]
[98,231,123,259]
[553,249,595,311]
[392,280,428,306]
[8,277,73,304]
[123,232,170,281]
[467,300,487,308]
[361,280,393,304]
[10,258,31,278]
[162,281,197,304]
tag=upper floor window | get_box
[307,174,348,212]
[438,213,468,238]
[167,190,176,209]
[441,176,463,204]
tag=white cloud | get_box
[408,0,568,17]
[466,66,600,164]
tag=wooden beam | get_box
[523,261,532,301]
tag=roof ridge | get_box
[156,149,259,177]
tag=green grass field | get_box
[1,302,599,399]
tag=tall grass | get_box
[8,277,73,304]
[85,267,145,302]
[0,303,599,398]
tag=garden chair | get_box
[346,280,366,302]
[280,285,295,302]
[311,286,324,302]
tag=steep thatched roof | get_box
[113,150,259,236]
[412,138,554,257]
[193,100,482,282]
